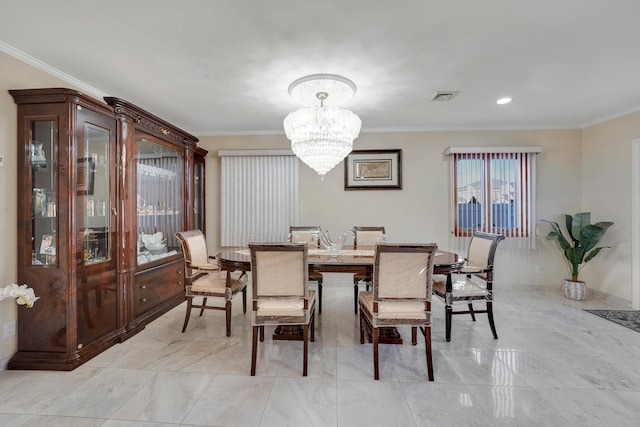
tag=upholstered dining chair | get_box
[432,231,505,342]
[353,226,386,314]
[176,230,248,336]
[289,225,324,314]
[249,242,317,376]
[358,243,438,380]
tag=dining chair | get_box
[432,231,505,342]
[353,226,386,314]
[248,242,317,376]
[289,225,324,314]
[175,230,248,336]
[358,242,438,380]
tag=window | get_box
[447,147,540,241]
[219,150,299,246]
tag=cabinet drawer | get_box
[134,261,184,317]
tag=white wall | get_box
[199,129,583,290]
[581,112,640,301]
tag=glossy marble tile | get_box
[338,380,416,426]
[466,384,568,426]
[110,370,212,423]
[182,374,274,426]
[0,284,638,426]
[402,382,494,426]
[260,377,337,427]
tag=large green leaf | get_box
[570,212,591,242]
[543,220,572,252]
[564,214,576,242]
[564,246,584,277]
[579,222,613,253]
[584,246,610,263]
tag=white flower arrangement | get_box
[0,284,39,308]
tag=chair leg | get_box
[354,282,359,314]
[373,327,380,380]
[487,301,498,339]
[310,310,316,342]
[468,303,476,321]
[423,326,434,381]
[260,325,265,342]
[251,325,258,376]
[366,281,371,291]
[225,301,232,337]
[242,287,247,313]
[318,280,323,314]
[445,305,453,342]
[181,297,193,333]
[199,297,207,316]
[411,326,417,345]
[303,323,309,377]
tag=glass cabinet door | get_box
[136,137,183,265]
[31,120,57,266]
[77,123,111,265]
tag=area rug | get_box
[583,310,640,333]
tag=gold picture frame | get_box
[344,149,402,190]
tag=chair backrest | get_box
[175,229,209,267]
[466,232,505,277]
[289,226,321,248]
[249,243,308,298]
[353,226,386,246]
[373,243,437,302]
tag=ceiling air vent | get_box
[431,91,459,102]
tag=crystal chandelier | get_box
[283,74,362,177]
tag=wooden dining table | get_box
[215,245,464,343]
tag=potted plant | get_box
[542,212,614,301]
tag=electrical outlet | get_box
[4,321,16,338]
[534,265,541,274]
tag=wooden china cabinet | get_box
[104,96,201,339]
[9,88,206,370]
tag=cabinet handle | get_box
[177,270,182,275]
[141,285,146,289]
[141,298,147,303]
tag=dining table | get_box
[215,245,464,344]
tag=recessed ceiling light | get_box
[496,97,512,105]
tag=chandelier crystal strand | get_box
[284,105,361,176]
[283,74,362,177]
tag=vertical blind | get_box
[446,146,541,252]
[220,151,299,246]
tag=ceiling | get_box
[2,0,639,136]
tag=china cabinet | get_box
[9,89,206,370]
[10,88,119,370]
[104,96,201,338]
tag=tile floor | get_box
[1,281,639,426]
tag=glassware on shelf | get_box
[32,188,46,217]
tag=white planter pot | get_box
[563,279,587,301]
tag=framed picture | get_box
[344,149,402,190]
[77,157,95,196]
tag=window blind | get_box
[447,147,540,251]
[220,152,299,246]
